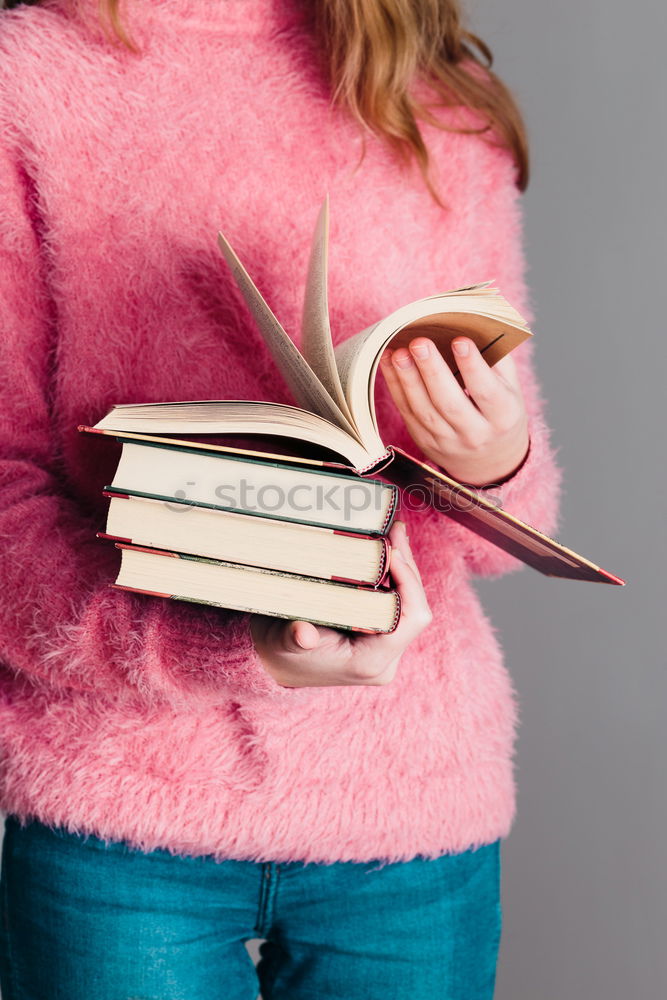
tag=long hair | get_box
[20,0,530,204]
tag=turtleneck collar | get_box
[47,0,311,37]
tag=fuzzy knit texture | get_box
[0,0,564,863]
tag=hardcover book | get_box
[83,196,625,586]
[112,543,401,634]
[100,491,391,587]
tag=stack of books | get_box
[90,432,402,634]
[80,196,624,629]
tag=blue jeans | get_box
[0,814,502,999]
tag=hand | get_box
[380,336,530,488]
[250,521,432,689]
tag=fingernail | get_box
[393,351,413,369]
[410,341,430,360]
[293,624,311,649]
[380,349,392,366]
[452,339,470,357]
[410,344,431,360]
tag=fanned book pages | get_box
[86,196,625,586]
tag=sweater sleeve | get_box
[442,150,565,578]
[0,143,315,709]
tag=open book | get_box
[90,197,625,586]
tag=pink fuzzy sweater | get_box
[0,0,563,863]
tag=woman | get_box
[0,0,562,997]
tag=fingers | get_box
[384,346,444,427]
[251,522,432,691]
[449,337,516,423]
[399,338,487,436]
[258,618,323,658]
[389,519,423,585]
[379,349,414,417]
[289,620,321,651]
[383,336,519,433]
[345,519,431,670]
[387,522,432,638]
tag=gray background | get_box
[468,1,665,997]
[1,1,664,998]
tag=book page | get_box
[334,287,533,450]
[300,195,356,427]
[92,399,381,470]
[332,282,496,396]
[216,230,357,436]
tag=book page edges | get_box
[78,425,351,470]
[79,418,386,473]
[101,485,397,537]
[112,542,401,632]
[110,582,400,634]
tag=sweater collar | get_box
[52,0,310,37]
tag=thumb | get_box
[284,620,321,653]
